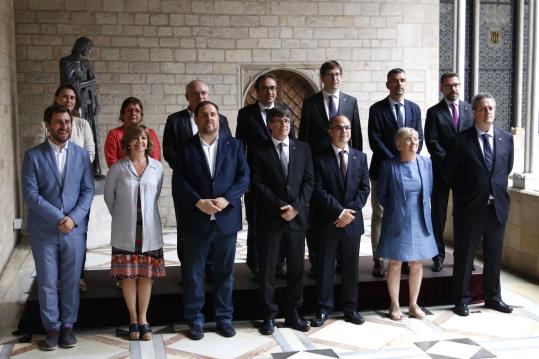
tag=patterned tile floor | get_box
[1,200,539,358]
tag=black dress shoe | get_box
[453,303,469,316]
[187,324,204,340]
[401,261,410,275]
[39,330,59,351]
[432,257,443,272]
[59,327,77,348]
[372,258,385,278]
[485,300,513,313]
[284,316,310,332]
[310,312,328,327]
[259,319,275,335]
[343,311,365,325]
[276,262,287,279]
[216,323,236,337]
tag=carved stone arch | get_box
[242,68,318,135]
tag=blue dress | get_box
[376,160,437,261]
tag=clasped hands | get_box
[196,197,230,215]
[57,216,75,234]
[334,209,355,228]
[280,205,298,222]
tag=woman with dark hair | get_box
[376,127,437,321]
[104,124,165,341]
[104,97,161,167]
[35,84,96,163]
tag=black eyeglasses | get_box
[329,125,351,131]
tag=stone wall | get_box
[0,0,21,271]
[14,0,440,227]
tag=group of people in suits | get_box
[22,60,515,350]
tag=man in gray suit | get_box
[22,105,94,350]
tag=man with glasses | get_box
[367,68,423,278]
[299,61,363,277]
[310,115,370,328]
[236,74,295,280]
[425,73,473,272]
[250,107,314,335]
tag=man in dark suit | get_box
[236,74,295,279]
[173,101,249,340]
[425,72,473,272]
[250,107,314,335]
[444,93,514,317]
[367,68,423,277]
[310,115,370,328]
[163,80,231,281]
[298,60,363,275]
[22,105,95,350]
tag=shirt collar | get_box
[388,96,404,107]
[258,101,274,112]
[271,136,289,147]
[332,144,349,157]
[198,134,219,147]
[444,99,459,107]
[48,139,69,152]
[323,89,340,99]
[475,126,494,137]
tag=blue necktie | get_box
[482,134,493,172]
[394,104,404,128]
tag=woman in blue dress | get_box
[377,127,437,320]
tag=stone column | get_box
[514,0,525,129]
[471,0,480,96]
[514,0,539,190]
[455,0,467,88]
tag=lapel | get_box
[338,93,348,116]
[416,157,429,200]
[329,151,344,190]
[403,99,413,127]
[181,110,194,139]
[393,160,406,203]
[43,142,62,186]
[62,143,76,187]
[253,102,271,139]
[315,92,330,125]
[468,127,491,174]
[344,149,356,193]
[214,135,229,177]
[193,137,213,179]
[492,128,503,172]
[384,98,398,130]
[286,139,298,184]
[458,101,471,131]
[267,140,288,182]
[439,100,457,132]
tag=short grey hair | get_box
[185,79,207,94]
[395,127,419,147]
[471,93,496,110]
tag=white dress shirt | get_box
[271,136,289,164]
[48,139,69,180]
[332,144,350,219]
[258,101,275,125]
[445,99,459,119]
[323,89,340,120]
[388,97,405,125]
[199,134,219,220]
[475,126,494,200]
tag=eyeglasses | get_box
[329,125,351,131]
[324,72,342,79]
[260,86,277,92]
[270,118,291,125]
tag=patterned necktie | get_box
[278,142,288,178]
[451,102,459,129]
[394,104,404,128]
[482,134,493,172]
[338,150,347,183]
[328,95,337,120]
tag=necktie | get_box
[451,102,459,129]
[394,104,404,128]
[328,95,337,120]
[482,134,493,172]
[338,150,347,183]
[278,142,288,178]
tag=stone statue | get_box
[60,36,103,176]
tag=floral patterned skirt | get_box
[111,223,166,280]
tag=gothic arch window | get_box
[243,69,317,135]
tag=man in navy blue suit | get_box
[173,101,249,340]
[310,115,370,328]
[425,72,474,272]
[163,80,231,283]
[298,60,363,277]
[236,74,295,280]
[22,105,94,350]
[367,68,423,277]
[444,93,514,317]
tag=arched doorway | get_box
[243,69,317,135]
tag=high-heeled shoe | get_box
[139,323,152,341]
[128,323,140,340]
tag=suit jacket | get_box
[377,156,433,237]
[425,100,473,173]
[22,141,95,241]
[313,148,370,238]
[368,97,423,180]
[250,139,314,231]
[163,109,231,169]
[443,126,514,224]
[236,101,296,155]
[172,133,249,235]
[298,91,362,154]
